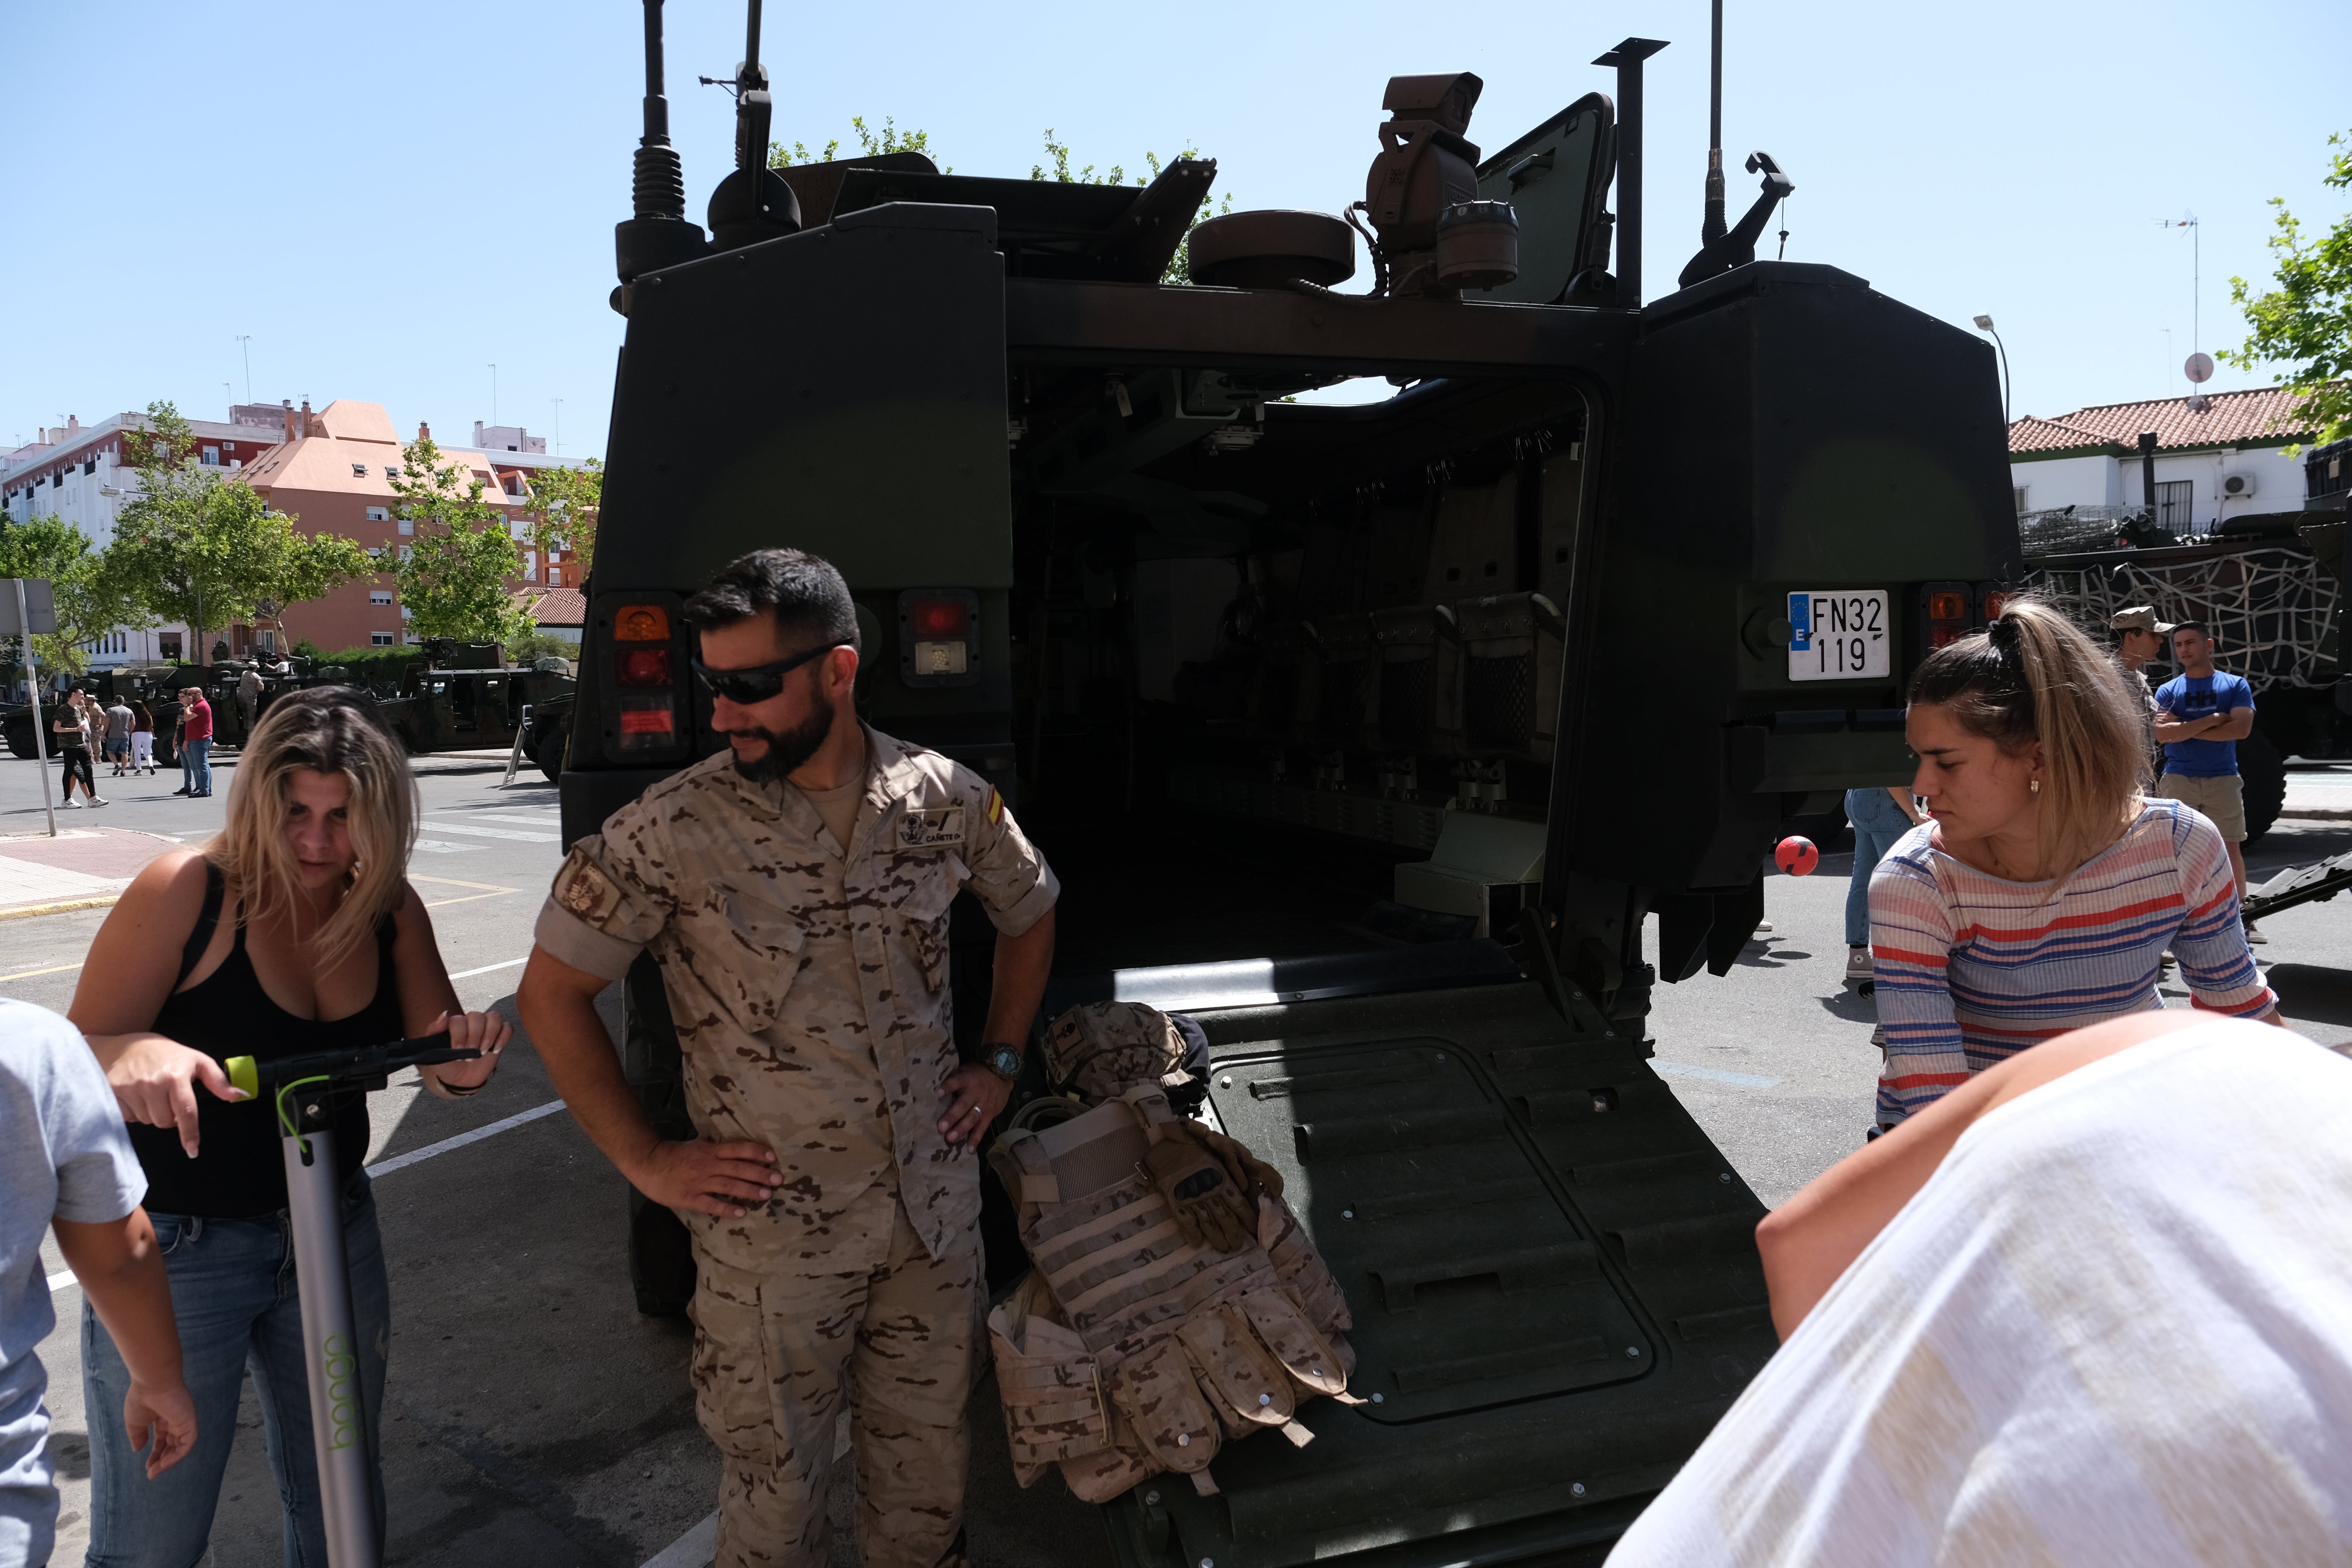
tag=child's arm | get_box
[53,1208,197,1478]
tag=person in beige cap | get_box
[2108,606,2176,680]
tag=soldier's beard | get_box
[727,691,837,784]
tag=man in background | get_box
[173,688,214,799]
[2153,621,2260,942]
[102,694,135,777]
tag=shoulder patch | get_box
[898,805,966,849]
[554,851,625,928]
[988,789,1004,826]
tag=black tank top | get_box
[133,863,403,1217]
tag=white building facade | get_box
[2007,387,2317,531]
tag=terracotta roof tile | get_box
[2008,386,2316,456]
[515,586,586,626]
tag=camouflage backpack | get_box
[1040,1001,1210,1109]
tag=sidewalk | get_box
[0,825,188,919]
[2283,765,2352,821]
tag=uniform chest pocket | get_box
[896,855,965,997]
[692,892,809,1034]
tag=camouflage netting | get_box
[2026,546,2341,693]
[2017,505,2174,557]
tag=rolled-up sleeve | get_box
[533,820,676,982]
[954,775,1059,937]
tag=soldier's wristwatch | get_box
[979,1043,1023,1084]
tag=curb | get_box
[0,894,122,922]
[2279,808,2352,822]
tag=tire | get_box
[534,724,567,784]
[4,718,35,760]
[2240,728,2286,846]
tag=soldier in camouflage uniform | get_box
[519,549,1058,1568]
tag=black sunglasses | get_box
[690,644,844,704]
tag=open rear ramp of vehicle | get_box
[1049,945,1776,1568]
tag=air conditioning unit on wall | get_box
[2222,472,2258,499]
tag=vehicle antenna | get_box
[733,0,771,176]
[1776,193,1788,260]
[613,0,707,293]
[1702,0,1725,247]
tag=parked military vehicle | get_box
[2024,500,2348,844]
[563,8,2016,1562]
[371,641,576,758]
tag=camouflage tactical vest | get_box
[986,1085,1355,1501]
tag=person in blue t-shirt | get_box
[2153,620,2262,942]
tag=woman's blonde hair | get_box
[207,687,416,970]
[1908,595,2148,876]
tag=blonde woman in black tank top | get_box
[66,687,511,1567]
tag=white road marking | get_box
[1650,1059,1782,1089]
[641,1513,718,1568]
[452,810,565,827]
[412,839,469,854]
[364,1100,567,1176]
[450,957,528,979]
[44,1098,570,1294]
[421,819,559,843]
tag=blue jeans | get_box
[185,736,213,795]
[1845,786,1918,948]
[83,1170,389,1568]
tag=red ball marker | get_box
[1775,835,1819,876]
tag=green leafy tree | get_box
[2226,129,2352,451]
[384,435,531,644]
[513,456,602,585]
[109,401,370,666]
[0,516,140,677]
[769,115,946,171]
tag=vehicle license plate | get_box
[1787,590,1890,681]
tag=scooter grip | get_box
[226,1055,260,1100]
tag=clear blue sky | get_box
[4,0,2346,459]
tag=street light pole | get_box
[236,335,252,404]
[1973,314,2011,427]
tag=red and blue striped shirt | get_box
[1868,798,2273,1123]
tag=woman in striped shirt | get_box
[1871,598,2276,1130]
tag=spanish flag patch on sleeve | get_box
[987,788,1004,825]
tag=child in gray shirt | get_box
[1,1000,195,1567]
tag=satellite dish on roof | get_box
[2184,352,2216,384]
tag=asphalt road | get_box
[6,750,2351,1566]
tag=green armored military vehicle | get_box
[370,640,576,759]
[562,7,2017,1562]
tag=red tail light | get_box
[617,648,671,687]
[1927,591,1967,622]
[907,598,971,638]
[1982,590,2008,621]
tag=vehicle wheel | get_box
[534,725,567,784]
[2240,728,2286,846]
[4,718,35,760]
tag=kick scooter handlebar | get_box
[224,1032,481,1099]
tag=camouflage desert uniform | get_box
[533,724,1058,1568]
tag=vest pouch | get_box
[1058,1441,1158,1505]
[1179,1302,1297,1436]
[1236,1287,1348,1398]
[987,1275,1111,1485]
[1260,1192,1355,1335]
[1107,1336,1221,1473]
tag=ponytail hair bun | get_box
[1909,596,2148,876]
